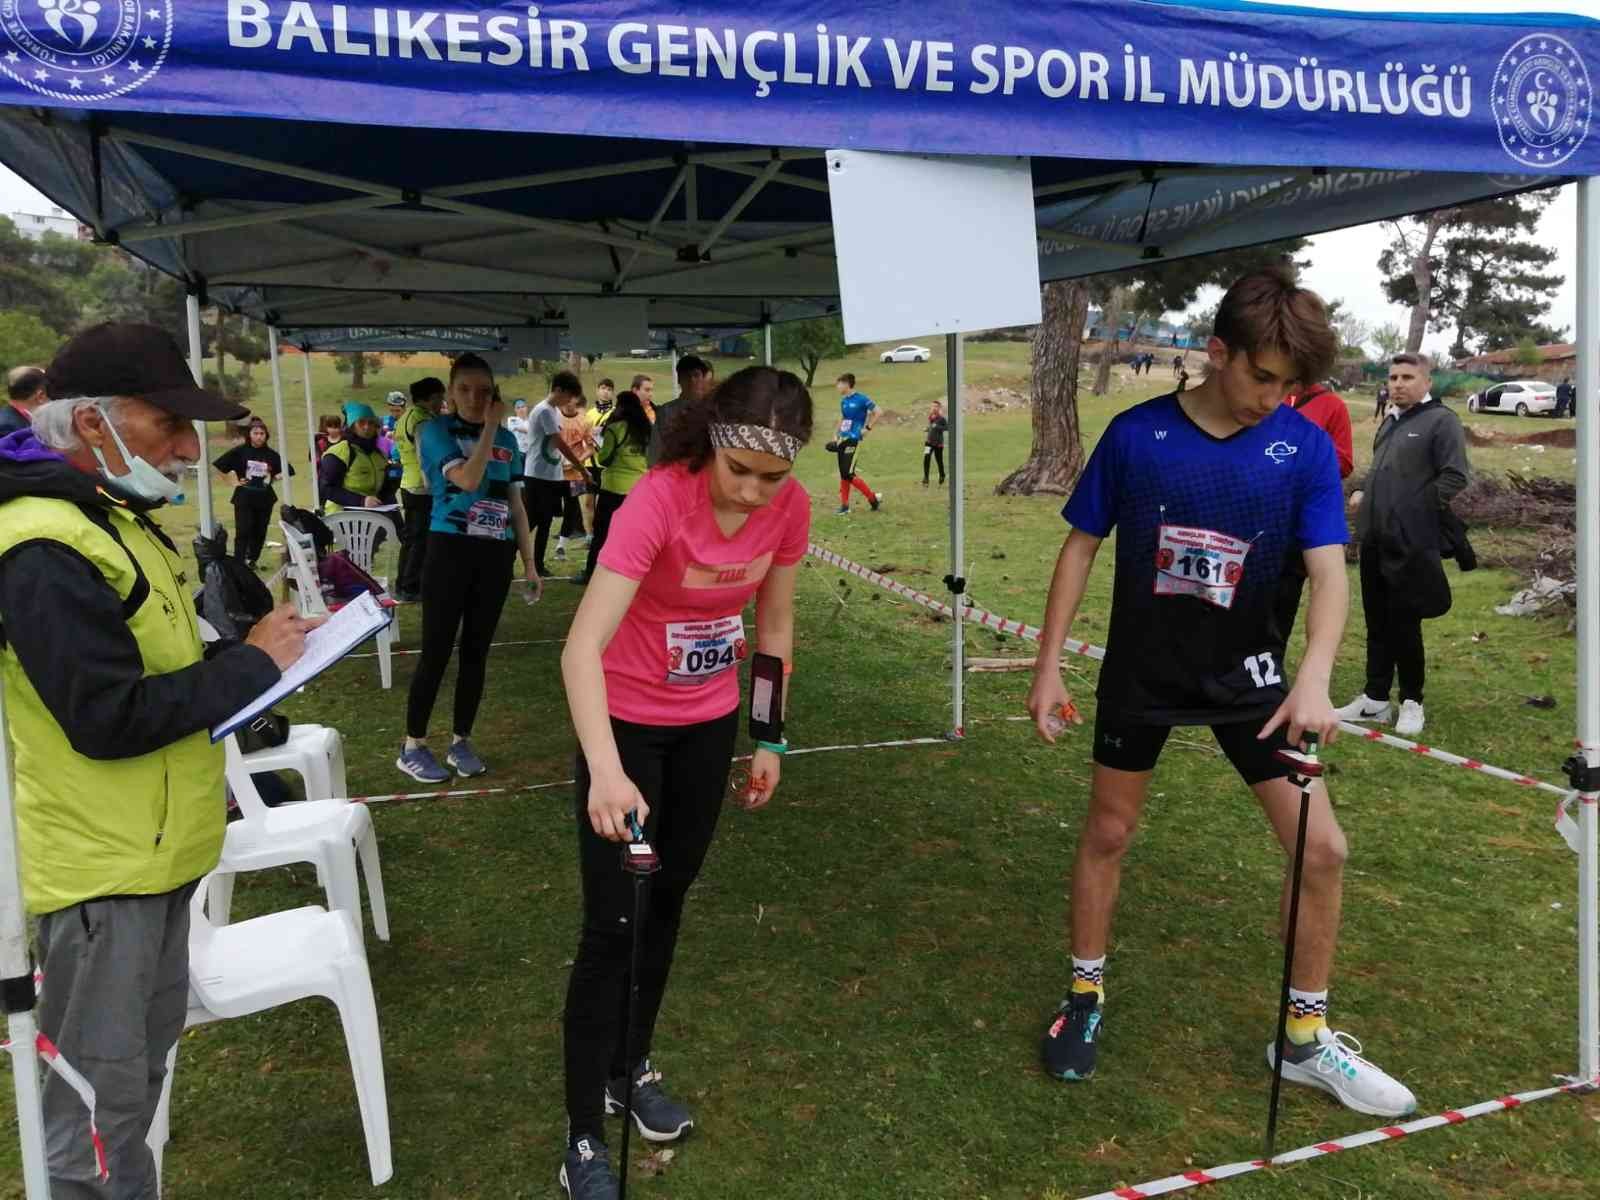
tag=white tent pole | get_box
[1574,177,1599,1085]
[266,327,294,507]
[763,321,772,367]
[671,346,680,400]
[947,332,965,738]
[302,352,319,509]
[185,290,215,537]
[0,679,52,1199]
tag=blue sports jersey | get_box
[1063,393,1346,725]
[838,391,876,441]
[421,416,523,542]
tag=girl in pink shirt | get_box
[557,367,813,1195]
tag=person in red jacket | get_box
[1274,381,1354,644]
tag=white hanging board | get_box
[826,150,1041,344]
[565,298,649,354]
[500,328,562,359]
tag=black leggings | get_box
[563,710,738,1138]
[835,439,861,480]
[404,533,515,739]
[922,444,945,483]
[524,477,567,574]
[583,490,628,580]
[559,488,586,538]
[232,495,274,565]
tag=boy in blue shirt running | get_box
[833,372,880,515]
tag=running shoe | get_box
[555,543,567,561]
[834,506,850,516]
[1395,700,1425,737]
[395,743,449,784]
[569,572,590,585]
[1040,991,1103,1081]
[1333,693,1392,723]
[1267,1026,1417,1118]
[559,1135,619,1200]
[605,1059,695,1142]
[869,493,883,511]
[446,738,488,777]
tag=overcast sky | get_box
[0,166,1580,359]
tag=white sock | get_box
[452,733,467,745]
[405,736,425,751]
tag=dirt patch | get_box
[1466,425,1576,448]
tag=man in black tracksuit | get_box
[1335,353,1470,739]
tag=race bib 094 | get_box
[665,615,748,686]
[1153,524,1251,609]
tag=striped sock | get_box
[1287,987,1329,1044]
[1070,955,1105,1000]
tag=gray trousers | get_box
[35,884,196,1200]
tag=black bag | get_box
[236,711,290,754]
[192,528,275,642]
[279,505,336,558]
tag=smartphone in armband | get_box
[748,652,785,743]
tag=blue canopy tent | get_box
[1,1,1598,1193]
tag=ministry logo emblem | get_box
[0,0,171,102]
[1493,34,1591,169]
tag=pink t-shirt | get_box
[599,463,811,726]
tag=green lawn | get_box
[3,343,1595,1200]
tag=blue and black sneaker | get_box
[1041,990,1103,1081]
[604,1059,694,1142]
[559,1133,618,1200]
[395,743,449,784]
[445,737,488,777]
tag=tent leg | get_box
[0,681,51,1200]
[267,327,293,507]
[763,321,772,367]
[303,353,319,510]
[185,290,214,537]
[1575,178,1599,1085]
[670,345,680,399]
[947,333,965,740]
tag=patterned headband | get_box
[709,422,803,462]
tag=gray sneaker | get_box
[395,743,449,784]
[445,738,488,777]
[605,1059,694,1142]
[559,1135,618,1200]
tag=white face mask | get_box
[91,405,186,505]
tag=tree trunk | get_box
[1092,286,1127,396]
[214,308,227,400]
[995,280,1089,496]
[1405,211,1448,354]
[351,353,367,389]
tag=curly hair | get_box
[657,366,813,472]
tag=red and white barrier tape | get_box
[2,1032,109,1181]
[808,542,1582,835]
[348,736,948,806]
[1075,1079,1592,1200]
[349,637,565,660]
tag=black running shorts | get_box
[1091,711,1294,784]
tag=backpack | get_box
[279,505,336,558]
[192,527,276,642]
[317,548,385,603]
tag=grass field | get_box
[3,341,1595,1200]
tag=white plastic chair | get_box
[324,510,404,640]
[237,723,348,802]
[211,736,389,944]
[154,882,393,1186]
[280,521,393,689]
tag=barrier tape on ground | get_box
[807,542,1582,839]
[349,637,565,659]
[1,1032,109,1181]
[348,737,948,805]
[1075,1079,1593,1200]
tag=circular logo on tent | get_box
[1493,35,1590,168]
[0,0,171,102]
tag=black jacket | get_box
[0,431,279,760]
[1354,399,1471,618]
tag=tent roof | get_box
[0,2,1594,329]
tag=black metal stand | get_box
[617,816,658,1200]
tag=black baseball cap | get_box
[46,322,248,421]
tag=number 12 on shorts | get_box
[1243,651,1282,689]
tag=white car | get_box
[1467,379,1558,416]
[879,344,931,364]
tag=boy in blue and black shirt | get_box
[833,372,880,515]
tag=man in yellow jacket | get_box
[0,323,311,1197]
